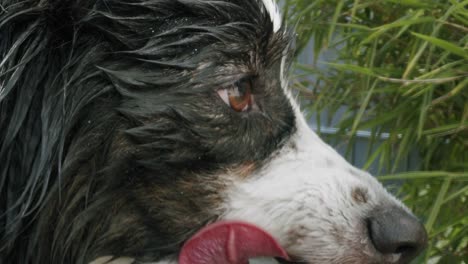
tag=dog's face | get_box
[96,1,426,263]
[0,0,427,263]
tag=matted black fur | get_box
[0,0,295,263]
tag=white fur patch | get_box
[89,257,135,264]
[221,63,408,262]
[222,113,406,262]
[261,0,282,32]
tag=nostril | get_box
[395,244,417,254]
[367,208,428,260]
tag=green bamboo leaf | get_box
[327,0,345,46]
[350,80,378,135]
[431,78,468,106]
[378,142,390,174]
[334,23,372,31]
[363,143,385,171]
[322,62,378,77]
[417,87,433,140]
[424,178,452,262]
[384,0,431,7]
[361,15,432,44]
[430,214,468,238]
[412,32,468,58]
[422,121,468,136]
[376,17,434,30]
[295,0,322,22]
[378,171,468,180]
[426,177,452,233]
[350,0,360,21]
[443,185,468,204]
[359,103,409,130]
[391,128,412,173]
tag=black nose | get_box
[367,208,428,262]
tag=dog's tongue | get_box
[179,221,289,264]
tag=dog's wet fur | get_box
[0,1,427,263]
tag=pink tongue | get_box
[179,221,289,264]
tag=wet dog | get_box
[0,0,427,263]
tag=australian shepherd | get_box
[0,0,427,263]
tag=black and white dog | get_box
[0,0,427,263]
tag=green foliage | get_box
[283,0,468,263]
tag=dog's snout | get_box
[367,208,428,261]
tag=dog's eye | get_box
[217,78,253,112]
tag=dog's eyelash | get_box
[217,78,255,112]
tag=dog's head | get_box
[0,0,427,263]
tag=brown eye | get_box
[218,78,254,112]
